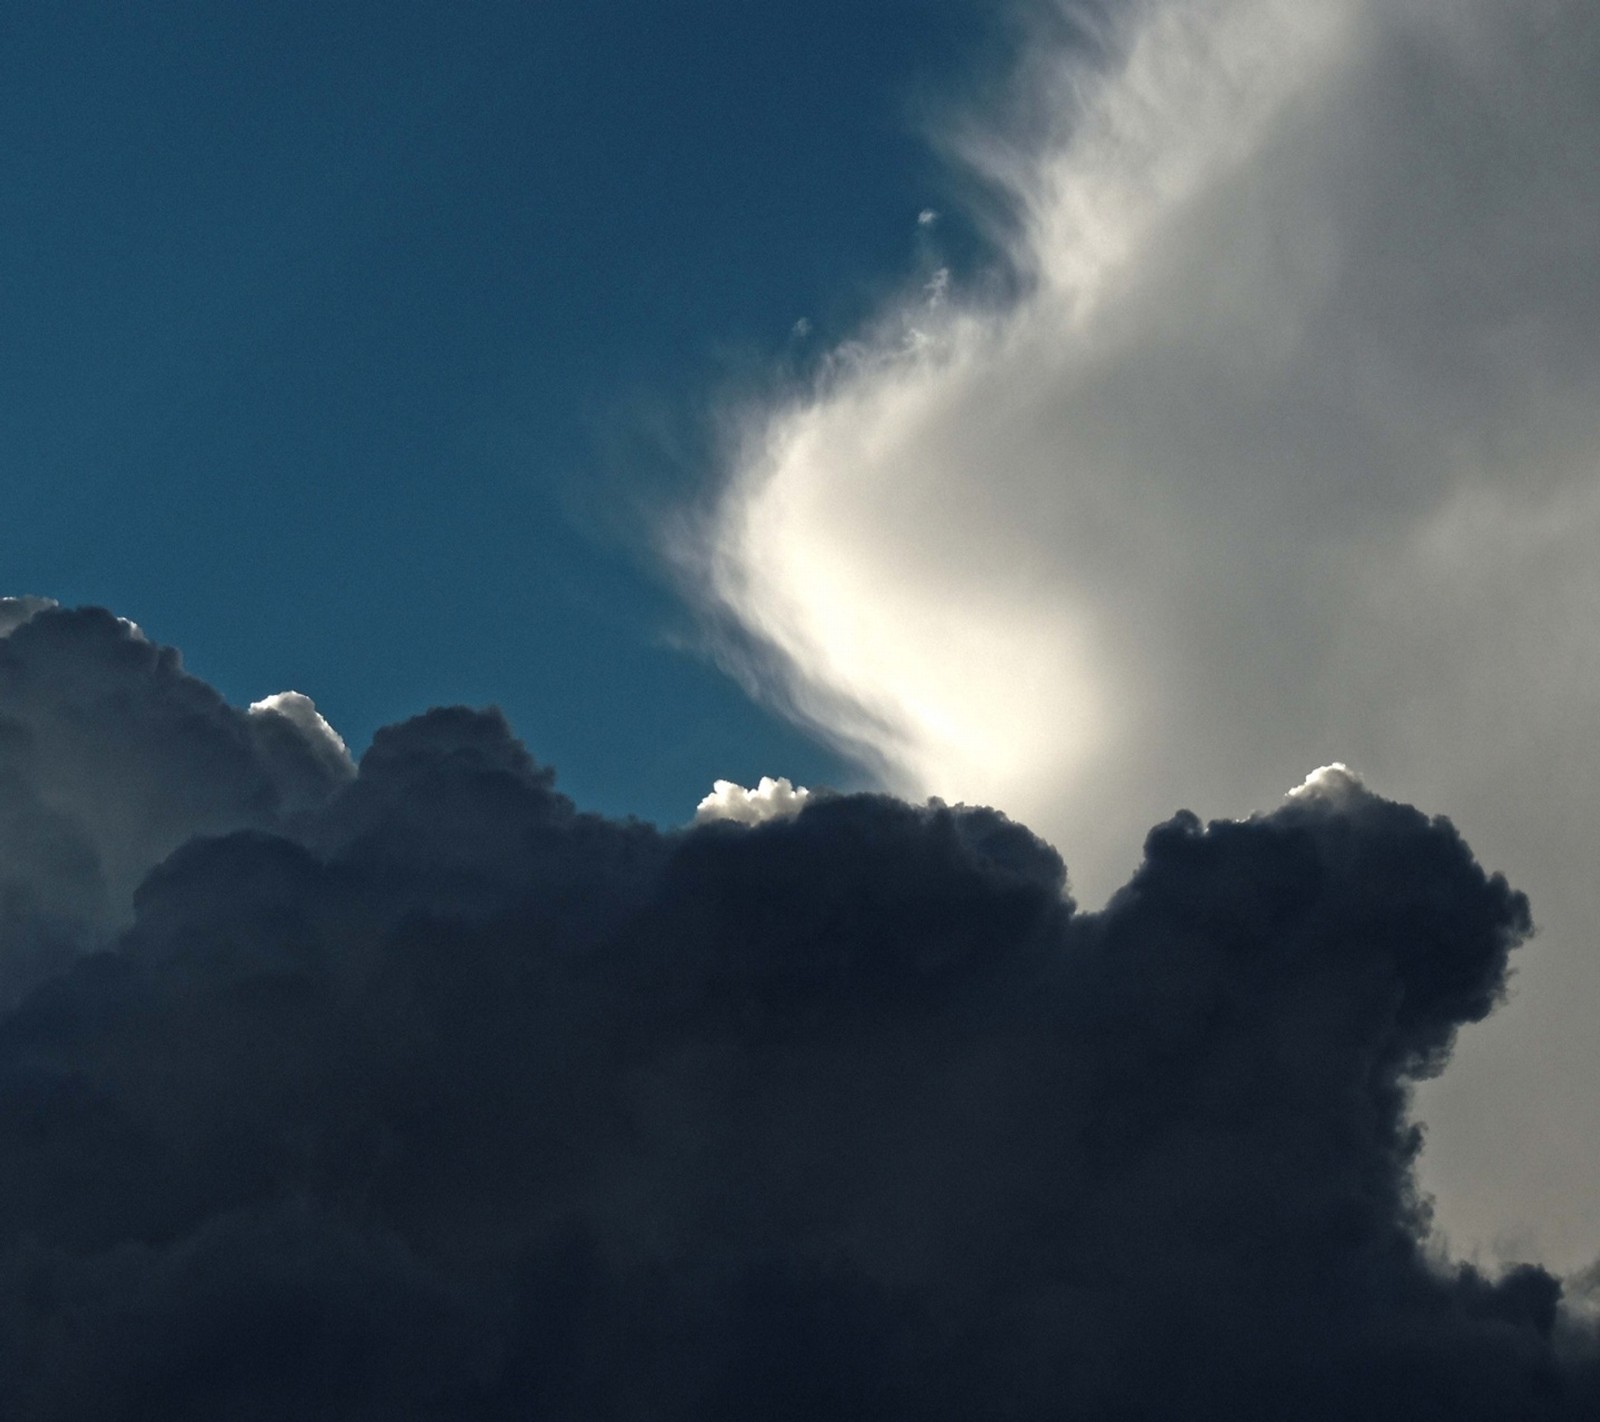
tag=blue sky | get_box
[2,0,999,821]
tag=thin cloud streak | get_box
[689,0,1600,1268]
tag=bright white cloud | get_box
[684,0,1600,1270]
[1285,762,1364,807]
[695,776,810,827]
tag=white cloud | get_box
[694,775,810,827]
[683,0,1600,1269]
[1285,762,1364,806]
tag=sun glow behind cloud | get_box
[685,0,1600,1268]
[709,346,1112,806]
[693,0,1370,886]
[690,0,1600,889]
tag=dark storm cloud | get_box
[0,608,1595,1419]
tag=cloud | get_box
[0,605,354,1007]
[0,604,1597,1416]
[0,596,57,639]
[695,775,811,826]
[685,0,1600,1267]
[249,691,354,771]
[1286,761,1365,807]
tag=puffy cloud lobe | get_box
[248,691,356,812]
[695,775,811,826]
[0,607,1594,1418]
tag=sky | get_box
[3,0,1006,817]
[4,0,1600,1411]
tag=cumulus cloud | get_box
[0,605,354,1006]
[0,605,1597,1417]
[695,775,811,826]
[686,0,1600,1267]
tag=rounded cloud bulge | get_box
[249,690,358,794]
[695,774,812,826]
[683,0,1600,1269]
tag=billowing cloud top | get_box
[0,604,1594,1418]
[248,691,355,783]
[695,774,811,826]
[1287,761,1366,806]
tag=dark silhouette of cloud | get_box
[0,606,1595,1418]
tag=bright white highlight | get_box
[249,691,354,774]
[684,0,1600,1269]
[1287,763,1365,807]
[695,776,810,827]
